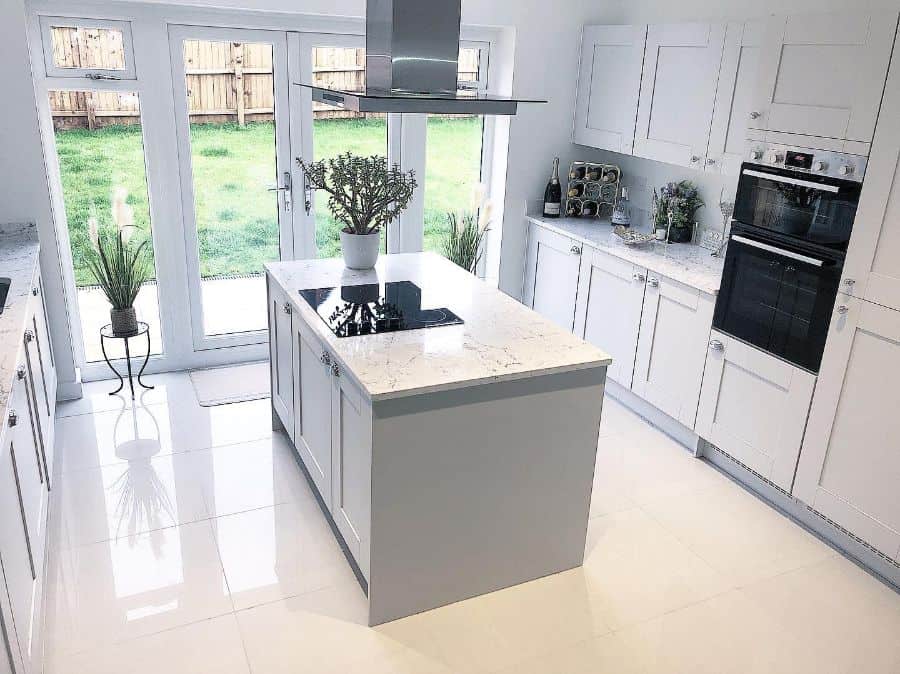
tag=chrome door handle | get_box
[331,363,340,378]
[632,273,646,283]
[648,278,660,288]
[570,245,582,255]
[282,302,292,315]
[320,352,331,366]
[297,160,312,215]
[709,339,725,352]
[7,410,17,428]
[16,366,26,381]
[837,305,849,315]
[267,171,293,212]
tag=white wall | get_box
[0,0,79,397]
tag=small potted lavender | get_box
[651,181,705,243]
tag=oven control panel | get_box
[745,142,867,182]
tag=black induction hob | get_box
[299,281,463,338]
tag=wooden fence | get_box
[49,28,479,129]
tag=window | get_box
[39,17,136,79]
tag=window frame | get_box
[38,15,137,80]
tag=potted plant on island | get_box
[297,153,417,270]
[86,188,152,336]
[651,180,705,243]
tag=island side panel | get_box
[367,365,607,626]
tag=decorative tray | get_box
[613,225,656,246]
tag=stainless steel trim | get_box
[731,235,826,267]
[742,169,841,193]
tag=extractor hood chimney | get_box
[297,0,545,115]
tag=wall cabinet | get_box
[696,330,816,492]
[522,223,583,332]
[632,274,715,428]
[750,11,898,145]
[633,22,726,168]
[573,24,647,153]
[707,21,763,175]
[573,247,646,388]
[267,278,294,439]
[793,297,900,561]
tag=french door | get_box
[170,25,295,352]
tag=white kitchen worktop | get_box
[0,223,41,415]
[528,215,725,295]
[266,252,612,401]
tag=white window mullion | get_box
[393,113,426,253]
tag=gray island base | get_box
[266,253,611,625]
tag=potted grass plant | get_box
[297,153,417,269]
[86,188,152,336]
[442,189,493,274]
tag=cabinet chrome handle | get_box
[8,410,17,428]
[31,286,39,296]
[331,363,340,378]
[23,329,34,344]
[16,366,26,381]
[842,278,856,287]
[709,339,725,352]
[705,158,717,166]
[570,245,582,255]
[749,111,761,120]
[282,302,292,315]
[648,278,660,288]
[320,352,331,366]
[837,305,849,315]
[632,272,646,283]
[690,156,701,164]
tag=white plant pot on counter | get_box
[341,230,381,270]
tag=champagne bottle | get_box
[543,157,562,218]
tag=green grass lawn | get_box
[54,117,483,286]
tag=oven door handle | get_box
[731,235,826,267]
[742,168,841,193]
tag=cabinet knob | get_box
[331,363,340,378]
[690,156,701,164]
[320,351,331,366]
[23,329,34,344]
[570,245,582,255]
[837,305,849,315]
[709,339,725,352]
[282,301,292,315]
[749,111,761,120]
[632,272,646,283]
[648,277,660,288]
[705,158,717,166]
[16,366,26,381]
[31,286,39,297]
[842,278,856,287]
[8,410,17,428]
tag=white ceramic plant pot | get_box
[340,230,381,270]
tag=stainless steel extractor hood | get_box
[297,0,545,115]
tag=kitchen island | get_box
[265,252,611,625]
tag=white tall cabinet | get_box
[749,11,898,146]
[633,22,726,168]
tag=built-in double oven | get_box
[713,144,867,373]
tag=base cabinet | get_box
[793,297,900,561]
[268,278,295,439]
[696,330,816,492]
[522,223,583,332]
[632,274,715,428]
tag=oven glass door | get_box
[733,165,861,250]
[713,232,842,372]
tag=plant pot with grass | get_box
[297,153,417,270]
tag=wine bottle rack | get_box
[565,161,621,219]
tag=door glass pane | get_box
[182,39,280,336]
[423,48,485,258]
[48,24,127,71]
[49,90,163,363]
[311,46,388,259]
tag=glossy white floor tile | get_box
[44,375,900,674]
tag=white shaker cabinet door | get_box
[522,222,582,333]
[841,40,900,312]
[749,11,898,143]
[696,331,816,492]
[267,278,294,439]
[293,322,334,509]
[632,274,714,428]
[706,21,763,175]
[573,247,646,388]
[573,24,647,153]
[633,22,726,168]
[330,366,371,580]
[794,297,900,561]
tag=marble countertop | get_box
[0,223,41,424]
[266,253,612,401]
[527,215,725,295]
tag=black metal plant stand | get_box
[99,321,154,398]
